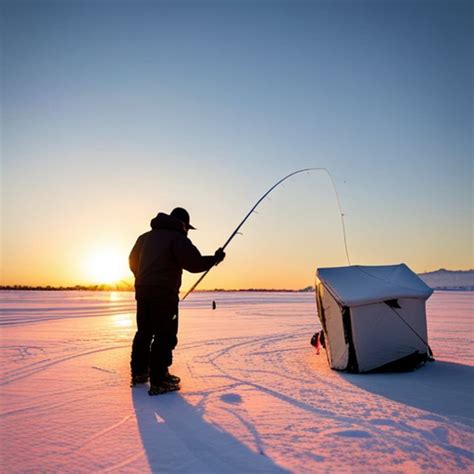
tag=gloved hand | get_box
[214,248,226,265]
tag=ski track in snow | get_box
[0,290,473,473]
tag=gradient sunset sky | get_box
[1,0,472,290]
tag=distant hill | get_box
[418,269,474,291]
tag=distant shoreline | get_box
[0,285,315,293]
[1,286,473,293]
[2,269,473,292]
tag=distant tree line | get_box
[0,283,134,292]
[0,284,315,292]
[208,286,314,293]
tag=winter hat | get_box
[170,207,196,230]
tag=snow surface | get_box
[1,290,473,473]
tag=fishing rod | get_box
[181,167,350,301]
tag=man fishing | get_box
[129,207,225,395]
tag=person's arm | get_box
[129,236,143,276]
[173,236,224,273]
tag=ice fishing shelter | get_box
[315,264,433,373]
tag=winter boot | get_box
[130,373,149,387]
[148,379,181,396]
[164,370,180,384]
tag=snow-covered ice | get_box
[1,290,473,473]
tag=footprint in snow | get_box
[220,393,243,404]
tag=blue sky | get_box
[1,0,472,287]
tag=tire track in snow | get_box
[98,450,146,473]
[219,405,267,456]
[0,308,135,327]
[199,329,474,469]
[0,384,107,418]
[204,330,350,394]
[76,415,133,451]
[194,332,305,363]
[0,345,129,386]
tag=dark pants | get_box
[130,294,179,385]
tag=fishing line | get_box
[182,168,350,301]
[386,305,434,359]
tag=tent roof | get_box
[316,264,433,307]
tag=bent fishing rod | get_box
[181,168,350,301]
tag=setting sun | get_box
[85,249,129,284]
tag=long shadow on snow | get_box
[132,386,289,473]
[342,361,474,427]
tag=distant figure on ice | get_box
[129,207,225,395]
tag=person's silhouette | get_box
[129,207,225,395]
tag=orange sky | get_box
[2,171,472,290]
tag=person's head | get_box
[170,207,195,232]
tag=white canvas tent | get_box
[314,264,434,373]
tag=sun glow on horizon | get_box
[84,249,130,284]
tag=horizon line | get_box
[0,284,315,293]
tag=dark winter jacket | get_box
[129,213,217,299]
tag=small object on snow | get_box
[212,300,216,310]
[310,331,325,355]
[148,380,181,396]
